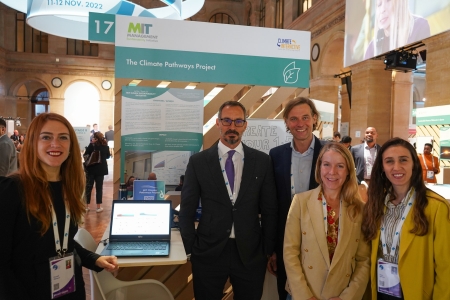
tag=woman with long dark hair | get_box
[84,131,110,212]
[0,113,118,299]
[362,137,450,299]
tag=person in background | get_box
[363,138,450,300]
[175,175,184,191]
[179,101,277,300]
[18,134,25,145]
[341,135,352,150]
[84,132,110,213]
[105,125,114,158]
[351,127,381,184]
[268,97,325,300]
[89,123,100,142]
[333,131,341,142]
[10,129,19,142]
[126,175,135,191]
[418,143,440,184]
[0,113,118,300]
[148,172,157,180]
[284,142,370,300]
[0,118,18,176]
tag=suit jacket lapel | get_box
[206,144,232,203]
[398,207,415,262]
[307,187,331,268]
[329,203,353,269]
[234,144,254,205]
[282,143,293,199]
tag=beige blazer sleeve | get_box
[283,189,316,299]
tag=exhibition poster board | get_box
[121,86,203,183]
[73,126,91,151]
[440,127,450,161]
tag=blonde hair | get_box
[315,142,363,220]
[390,0,414,49]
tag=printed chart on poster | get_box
[152,151,190,185]
[121,86,203,182]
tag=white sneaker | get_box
[96,207,104,213]
[85,207,90,212]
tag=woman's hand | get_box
[267,253,277,276]
[95,256,119,272]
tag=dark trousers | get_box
[85,174,104,204]
[276,249,288,300]
[191,239,266,300]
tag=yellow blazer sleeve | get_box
[283,194,314,299]
[432,200,450,298]
[339,229,371,300]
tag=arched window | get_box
[31,89,49,118]
[209,13,235,25]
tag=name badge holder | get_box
[49,204,75,299]
[378,189,415,298]
[421,154,435,180]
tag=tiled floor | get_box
[82,159,114,300]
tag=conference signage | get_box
[416,105,450,126]
[0,0,204,40]
[440,127,450,161]
[114,15,311,88]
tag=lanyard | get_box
[319,191,342,239]
[51,203,71,258]
[380,188,415,257]
[420,154,434,171]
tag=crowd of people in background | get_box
[1,97,449,299]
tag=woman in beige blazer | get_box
[284,142,370,300]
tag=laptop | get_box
[100,200,172,257]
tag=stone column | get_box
[49,97,65,115]
[390,71,413,139]
[350,59,392,144]
[423,31,450,107]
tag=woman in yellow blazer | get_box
[363,138,450,300]
[284,142,370,300]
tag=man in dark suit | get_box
[350,127,381,184]
[179,101,277,300]
[268,97,325,300]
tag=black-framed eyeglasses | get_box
[219,118,246,127]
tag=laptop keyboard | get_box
[108,242,168,250]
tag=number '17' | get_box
[95,20,114,34]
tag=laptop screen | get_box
[109,200,172,238]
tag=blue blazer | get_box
[269,136,325,253]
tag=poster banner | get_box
[440,127,450,160]
[416,105,450,125]
[73,126,91,151]
[114,15,311,88]
[121,86,203,182]
[133,180,166,200]
[243,119,292,154]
